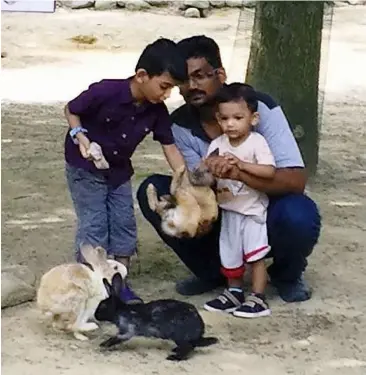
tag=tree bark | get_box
[246,1,325,176]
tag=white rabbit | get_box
[36,244,127,341]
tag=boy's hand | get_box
[76,133,92,160]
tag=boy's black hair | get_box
[135,38,187,83]
[176,35,223,69]
[215,83,258,113]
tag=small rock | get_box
[94,0,116,10]
[3,265,36,286]
[117,0,125,6]
[125,0,151,10]
[145,0,169,5]
[347,0,366,4]
[243,0,256,8]
[1,51,8,58]
[225,0,243,7]
[201,8,210,17]
[1,265,36,309]
[61,0,94,7]
[210,0,225,7]
[184,0,210,9]
[184,7,200,17]
[70,0,95,8]
[331,1,348,6]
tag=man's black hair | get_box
[135,38,187,82]
[215,83,258,112]
[176,35,223,69]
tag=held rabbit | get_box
[95,272,218,361]
[146,148,219,238]
[36,244,128,341]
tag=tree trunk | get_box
[246,1,325,176]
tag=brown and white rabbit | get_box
[36,244,128,341]
[147,149,219,238]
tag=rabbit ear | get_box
[94,246,108,264]
[80,244,108,269]
[80,244,96,263]
[103,278,112,297]
[111,272,124,297]
[207,147,220,157]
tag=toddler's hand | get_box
[223,152,241,166]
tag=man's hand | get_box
[205,155,238,179]
[223,152,243,167]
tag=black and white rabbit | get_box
[95,273,218,361]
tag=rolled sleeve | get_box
[67,80,111,116]
[257,106,305,169]
[152,104,174,145]
[172,124,203,171]
[253,133,276,167]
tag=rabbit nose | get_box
[181,231,191,238]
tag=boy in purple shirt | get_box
[64,38,186,304]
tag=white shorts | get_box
[220,210,270,278]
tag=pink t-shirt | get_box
[207,132,276,220]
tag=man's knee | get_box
[268,194,321,257]
[136,173,171,220]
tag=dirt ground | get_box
[1,5,366,375]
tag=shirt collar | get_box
[172,104,211,143]
[119,77,152,112]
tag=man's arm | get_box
[235,167,307,194]
[237,162,276,180]
[223,152,276,179]
[205,155,307,194]
[171,124,203,171]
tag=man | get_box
[137,35,321,303]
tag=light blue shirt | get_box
[171,100,305,171]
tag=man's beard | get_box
[198,102,216,122]
[185,90,216,121]
[184,89,207,105]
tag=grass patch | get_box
[69,34,98,45]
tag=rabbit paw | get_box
[167,343,194,361]
[79,322,99,332]
[146,184,158,211]
[100,336,123,349]
[73,332,89,341]
[166,353,187,361]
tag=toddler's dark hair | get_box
[135,38,187,83]
[215,83,258,112]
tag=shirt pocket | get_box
[130,116,154,145]
[97,106,126,131]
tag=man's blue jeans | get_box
[136,174,321,283]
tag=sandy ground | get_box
[2,5,366,375]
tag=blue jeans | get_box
[136,174,321,283]
[66,164,137,261]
